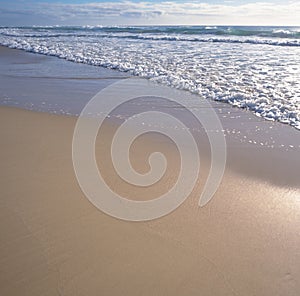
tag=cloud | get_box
[1,1,300,26]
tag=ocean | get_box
[0,25,299,130]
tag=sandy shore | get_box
[1,46,300,295]
[1,107,300,295]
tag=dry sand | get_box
[1,106,300,296]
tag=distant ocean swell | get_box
[1,26,300,47]
[0,26,299,130]
[2,25,300,38]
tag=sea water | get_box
[0,25,299,130]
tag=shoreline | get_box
[1,45,300,295]
[1,44,300,131]
[1,45,299,189]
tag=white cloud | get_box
[1,1,300,26]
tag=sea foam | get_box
[0,26,299,130]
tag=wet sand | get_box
[0,46,300,296]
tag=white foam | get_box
[0,27,299,130]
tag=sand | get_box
[1,106,300,296]
[1,46,300,296]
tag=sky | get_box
[0,0,299,26]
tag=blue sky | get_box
[0,0,300,26]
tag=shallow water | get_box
[0,26,299,130]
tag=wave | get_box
[2,25,300,39]
[100,34,300,47]
[0,26,299,130]
[1,29,300,47]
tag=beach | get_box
[0,45,300,295]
